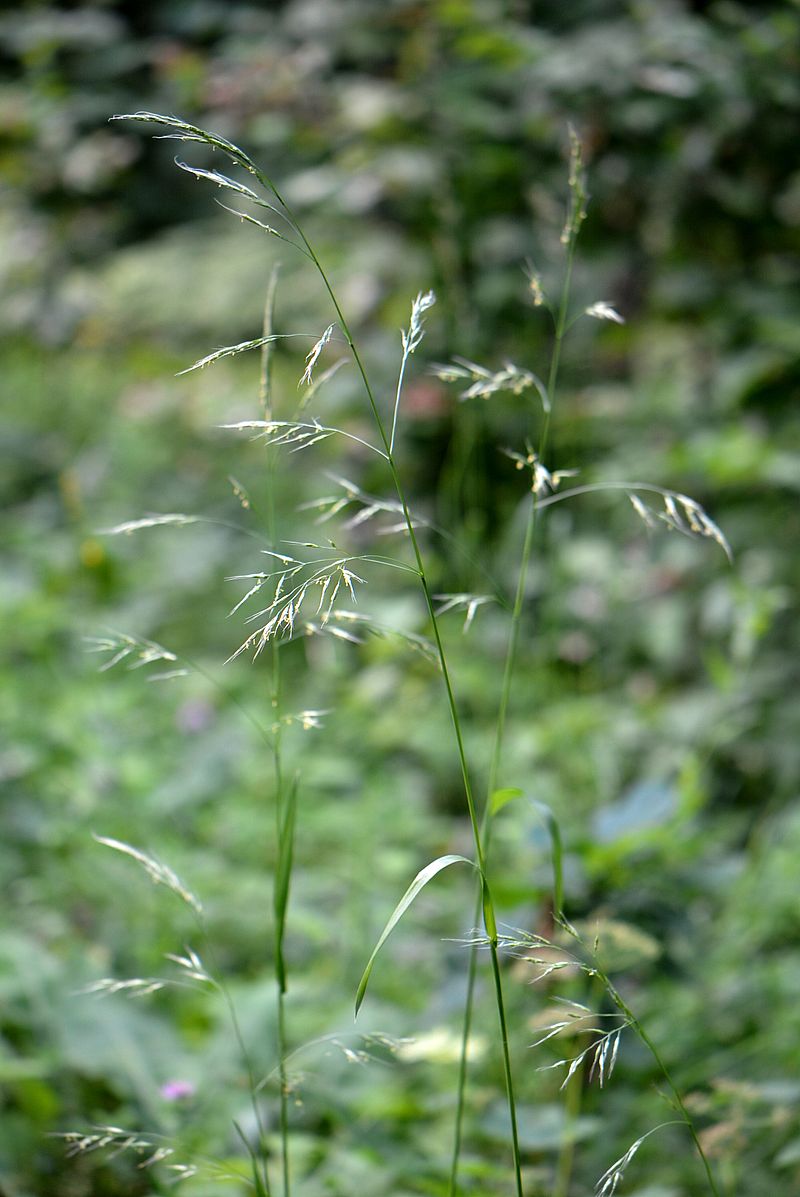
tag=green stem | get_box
[276,983,290,1197]
[270,516,291,1197]
[552,1045,582,1197]
[261,276,291,1197]
[552,970,602,1197]
[200,932,272,1197]
[264,191,524,1197]
[449,229,578,1197]
[271,640,290,1197]
[604,976,721,1197]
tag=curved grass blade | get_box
[489,787,523,816]
[355,854,475,1016]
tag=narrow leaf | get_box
[489,794,565,915]
[490,787,524,816]
[532,801,564,916]
[273,777,298,994]
[355,854,475,1016]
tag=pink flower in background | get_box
[175,697,215,734]
[160,1079,195,1102]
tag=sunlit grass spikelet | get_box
[432,356,550,412]
[300,323,335,386]
[226,551,367,659]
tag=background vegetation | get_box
[2,1,799,1194]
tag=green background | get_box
[2,2,799,1194]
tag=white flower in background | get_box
[585,301,625,324]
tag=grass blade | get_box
[355,854,474,1016]
[489,787,523,816]
[274,777,298,995]
[488,794,564,917]
[532,801,564,917]
[233,1121,270,1197]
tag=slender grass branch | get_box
[187,912,272,1197]
[599,972,721,1197]
[449,176,581,1197]
[552,970,603,1197]
[260,275,292,1197]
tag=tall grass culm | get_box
[75,112,732,1196]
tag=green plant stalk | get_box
[153,660,285,1197]
[448,229,578,1197]
[248,174,525,1197]
[552,1041,582,1197]
[354,301,526,1197]
[260,282,292,1197]
[271,599,291,1197]
[601,973,721,1197]
[199,925,273,1197]
[552,968,603,1197]
[176,657,283,1197]
[276,941,290,1197]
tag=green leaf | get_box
[355,854,475,1017]
[775,1137,800,1167]
[531,801,564,917]
[273,777,298,994]
[489,787,523,815]
[489,793,565,916]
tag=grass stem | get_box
[448,202,579,1197]
[260,274,291,1197]
[602,976,721,1197]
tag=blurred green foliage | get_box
[2,1,799,1195]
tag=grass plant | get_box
[74,111,732,1196]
